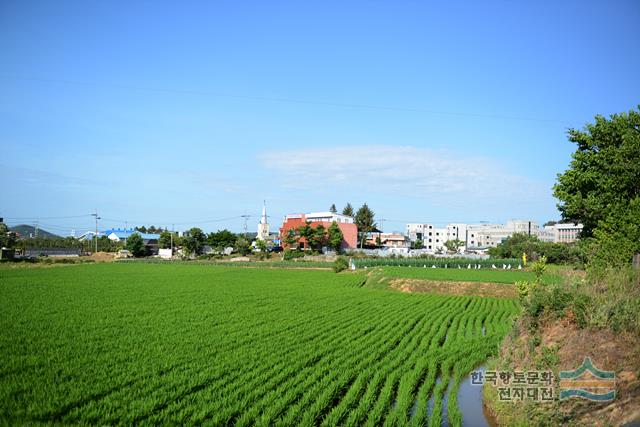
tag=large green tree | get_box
[284,228,299,248]
[234,236,251,256]
[208,229,237,250]
[159,231,173,249]
[553,107,640,265]
[183,227,207,256]
[0,223,17,249]
[342,203,354,217]
[553,107,640,237]
[327,221,344,253]
[297,222,314,250]
[444,239,465,254]
[125,233,146,257]
[355,203,376,248]
[308,224,326,251]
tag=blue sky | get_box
[1,0,639,235]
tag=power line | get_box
[99,215,249,226]
[0,75,572,125]
[5,214,93,220]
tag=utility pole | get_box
[171,223,174,254]
[240,214,250,238]
[377,217,386,233]
[125,220,128,246]
[91,209,100,254]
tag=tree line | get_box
[328,202,377,248]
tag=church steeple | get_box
[257,200,270,240]
[260,200,267,225]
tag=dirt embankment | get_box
[389,278,517,299]
[488,316,640,426]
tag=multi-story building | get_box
[428,227,447,252]
[467,224,511,248]
[279,212,357,250]
[540,223,583,243]
[366,233,409,248]
[406,223,452,251]
[406,219,552,252]
[506,220,540,236]
[405,223,433,243]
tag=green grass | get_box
[380,266,562,285]
[353,257,521,269]
[116,258,333,269]
[0,263,519,425]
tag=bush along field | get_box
[0,263,518,426]
[353,257,521,269]
[484,108,640,426]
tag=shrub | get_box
[333,256,349,273]
[283,249,305,261]
[519,265,640,335]
[54,258,78,264]
[515,280,533,301]
[531,256,547,282]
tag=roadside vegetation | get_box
[485,107,640,426]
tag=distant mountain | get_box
[10,224,60,239]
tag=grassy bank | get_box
[484,265,640,426]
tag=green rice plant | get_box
[0,263,518,425]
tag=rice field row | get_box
[379,266,562,285]
[353,257,520,269]
[0,263,518,425]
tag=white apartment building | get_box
[431,228,447,252]
[467,224,512,248]
[506,220,540,235]
[539,223,583,243]
[405,223,450,251]
[406,219,561,252]
[405,223,434,242]
[303,212,354,224]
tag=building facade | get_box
[404,219,573,252]
[279,212,358,250]
[366,233,409,248]
[540,223,583,243]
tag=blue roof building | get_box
[105,228,160,242]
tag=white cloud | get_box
[259,145,546,202]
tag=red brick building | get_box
[279,212,358,250]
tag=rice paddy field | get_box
[379,266,563,285]
[0,263,520,426]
